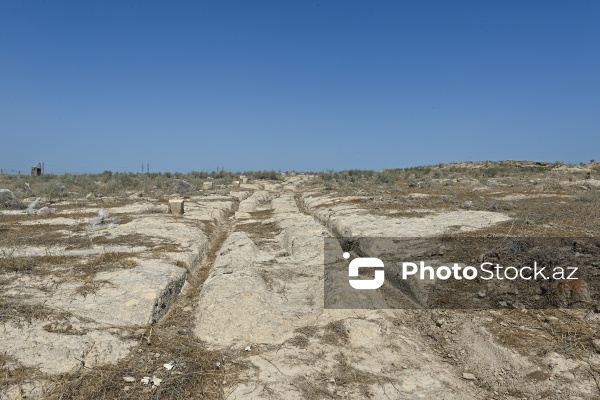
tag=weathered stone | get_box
[173,179,191,193]
[234,211,251,219]
[203,181,213,190]
[50,263,188,325]
[0,324,133,374]
[168,199,185,216]
[462,373,477,380]
[238,191,269,213]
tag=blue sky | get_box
[1,1,598,173]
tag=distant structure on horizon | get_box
[30,162,42,176]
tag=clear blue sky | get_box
[1,1,598,173]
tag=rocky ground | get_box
[1,162,600,399]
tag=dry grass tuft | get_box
[485,309,600,360]
[321,320,349,346]
[0,298,72,325]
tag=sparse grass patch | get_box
[295,325,319,337]
[45,329,230,400]
[295,352,380,399]
[321,320,348,346]
[236,221,281,241]
[198,220,216,237]
[484,310,600,360]
[575,190,600,202]
[72,233,159,250]
[0,297,73,325]
[73,278,114,299]
[236,209,280,244]
[69,251,139,277]
[0,353,40,397]
[145,205,167,214]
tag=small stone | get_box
[152,376,162,386]
[478,291,486,298]
[163,363,174,370]
[462,372,477,381]
[141,377,151,385]
[168,199,185,216]
[244,345,251,352]
[123,376,135,383]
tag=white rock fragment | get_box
[163,362,174,370]
[36,206,51,215]
[25,200,54,215]
[123,376,136,383]
[141,376,162,386]
[244,345,251,352]
[89,208,110,227]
